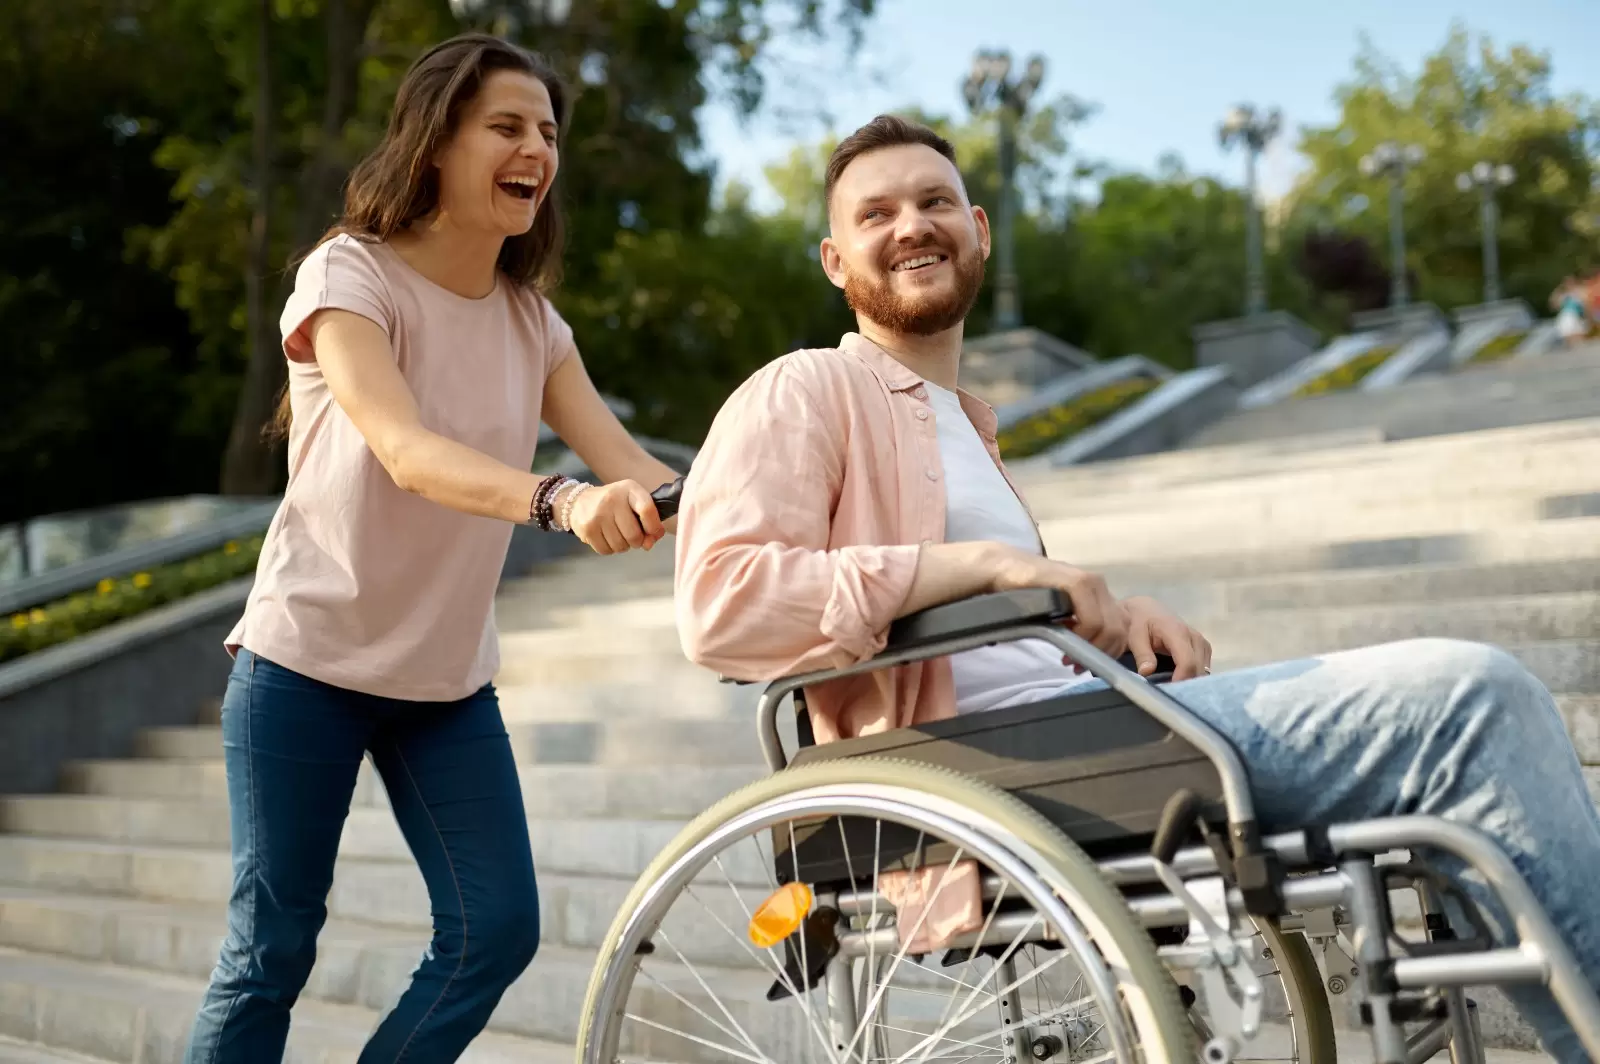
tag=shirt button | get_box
[925,468,938,481]
[921,538,934,547]
[915,409,929,421]
[913,387,927,399]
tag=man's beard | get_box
[842,244,986,336]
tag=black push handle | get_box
[651,475,686,520]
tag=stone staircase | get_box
[1183,341,1600,449]
[5,413,1600,1062]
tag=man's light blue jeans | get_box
[1062,637,1598,1061]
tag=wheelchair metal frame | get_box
[744,609,1600,1064]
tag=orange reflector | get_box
[748,882,813,948]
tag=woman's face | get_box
[433,68,559,238]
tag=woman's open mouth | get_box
[496,175,541,201]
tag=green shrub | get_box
[1468,330,1526,364]
[1,535,263,665]
[997,376,1160,460]
[1294,346,1397,398]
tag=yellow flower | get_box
[9,614,26,630]
[97,578,115,594]
[224,541,239,555]
[132,572,152,589]
[29,609,46,623]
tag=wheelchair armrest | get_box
[884,589,1072,654]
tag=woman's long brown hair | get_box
[266,33,567,440]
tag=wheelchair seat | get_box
[775,592,1228,887]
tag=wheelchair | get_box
[574,486,1600,1063]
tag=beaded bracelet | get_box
[553,482,592,533]
[530,475,569,531]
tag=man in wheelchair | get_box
[669,116,1600,1060]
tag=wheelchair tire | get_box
[1256,918,1338,1064]
[576,756,1194,1064]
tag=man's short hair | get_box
[824,115,959,211]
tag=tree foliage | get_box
[1284,24,1600,312]
[5,17,1599,525]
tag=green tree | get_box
[1286,24,1600,313]
[0,0,238,527]
[138,0,877,493]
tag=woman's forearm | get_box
[389,429,548,524]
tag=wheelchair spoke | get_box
[784,819,840,1064]
[841,846,971,1064]
[646,928,769,1062]
[903,988,1099,1064]
[581,771,1179,1064]
[622,1010,776,1064]
[684,870,842,1057]
[900,917,1069,1064]
[924,878,1013,1041]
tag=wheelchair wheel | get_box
[576,757,1193,1064]
[1247,918,1338,1064]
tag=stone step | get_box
[0,947,570,1064]
[1202,590,1600,661]
[522,554,1600,646]
[1023,408,1600,494]
[0,799,705,879]
[0,837,773,967]
[1026,437,1600,522]
[0,888,639,1048]
[0,1036,113,1064]
[0,890,1016,1059]
[57,759,764,819]
[1181,347,1600,449]
[1037,491,1583,559]
[1137,555,1600,617]
[496,591,1600,690]
[134,712,764,767]
[0,887,1557,1062]
[1190,391,1600,451]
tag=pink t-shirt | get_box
[225,234,573,701]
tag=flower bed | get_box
[1294,345,1397,398]
[997,376,1160,460]
[1468,330,1526,364]
[2,535,263,664]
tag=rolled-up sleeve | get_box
[674,361,921,680]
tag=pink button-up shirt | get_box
[674,332,1042,743]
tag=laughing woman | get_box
[184,33,682,1063]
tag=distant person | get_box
[1553,275,1591,347]
[184,34,680,1063]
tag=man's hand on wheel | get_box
[1122,595,1212,681]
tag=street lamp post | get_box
[964,49,1046,331]
[1456,161,1515,303]
[1359,141,1425,308]
[1218,104,1282,318]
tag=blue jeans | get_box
[184,650,539,1063]
[1066,637,1599,1061]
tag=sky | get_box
[696,0,1600,213]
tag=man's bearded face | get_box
[840,232,987,336]
[825,143,990,337]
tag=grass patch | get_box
[1,535,263,665]
[997,376,1160,460]
[1467,330,1526,364]
[1294,345,1397,398]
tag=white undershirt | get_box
[923,381,1093,714]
